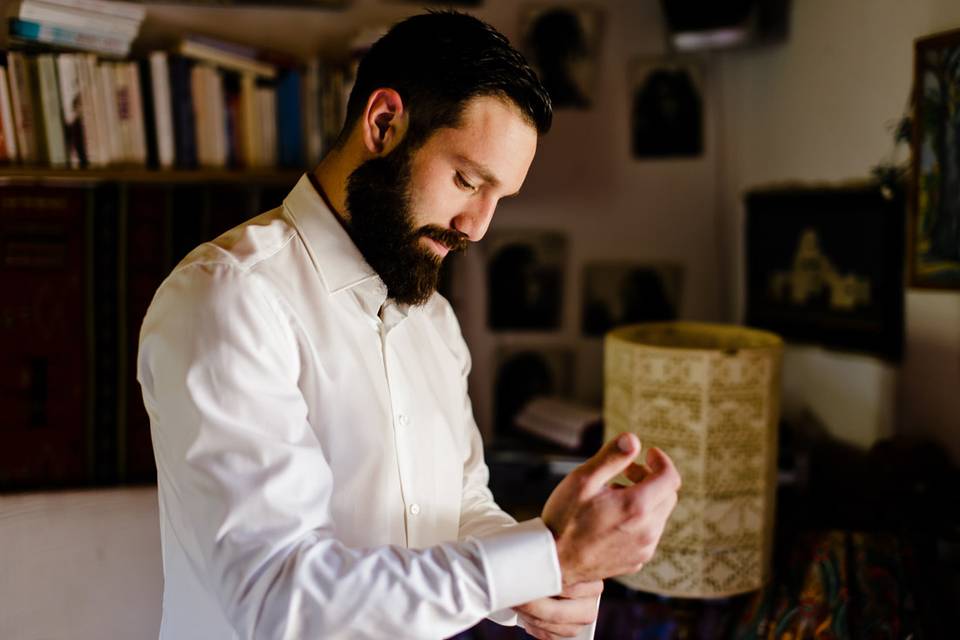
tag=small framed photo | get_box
[493,346,573,439]
[745,185,905,361]
[629,57,704,158]
[520,4,603,109]
[581,262,683,337]
[909,27,960,289]
[483,229,567,331]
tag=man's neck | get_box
[310,148,354,224]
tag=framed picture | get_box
[520,4,603,109]
[483,229,567,331]
[493,346,573,440]
[744,185,905,361]
[581,261,683,337]
[629,57,704,159]
[910,27,960,289]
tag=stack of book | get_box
[6,0,146,58]
[0,15,347,169]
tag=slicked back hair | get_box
[338,11,552,152]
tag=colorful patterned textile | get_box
[733,531,919,640]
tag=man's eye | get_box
[454,172,477,192]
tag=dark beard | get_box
[345,141,468,306]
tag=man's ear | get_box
[360,88,407,156]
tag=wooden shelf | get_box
[0,166,306,185]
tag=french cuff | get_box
[471,517,562,611]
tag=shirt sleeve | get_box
[138,262,559,640]
[440,302,563,624]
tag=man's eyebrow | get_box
[455,154,521,197]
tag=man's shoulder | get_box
[178,206,298,274]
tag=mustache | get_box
[418,225,469,253]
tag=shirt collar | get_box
[282,173,410,321]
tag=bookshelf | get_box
[0,165,305,184]
[0,0,362,491]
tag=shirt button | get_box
[409,503,420,516]
[397,414,409,427]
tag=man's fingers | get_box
[645,447,682,490]
[559,579,603,599]
[576,433,641,496]
[622,461,650,485]
[516,592,599,627]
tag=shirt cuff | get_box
[471,517,562,612]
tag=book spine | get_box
[18,1,141,38]
[75,54,104,166]
[112,62,132,163]
[167,55,197,169]
[98,61,123,164]
[56,53,87,167]
[136,57,158,168]
[24,56,50,165]
[149,51,174,169]
[32,0,146,24]
[0,64,20,161]
[7,52,38,164]
[123,62,147,164]
[0,184,90,490]
[37,54,67,167]
[9,18,130,57]
[276,68,303,168]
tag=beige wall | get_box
[717,0,960,459]
[0,488,162,640]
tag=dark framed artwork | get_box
[630,57,704,159]
[744,185,905,361]
[484,229,567,331]
[493,346,573,441]
[520,4,603,109]
[910,27,960,289]
[581,261,683,337]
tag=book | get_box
[121,61,147,164]
[98,62,123,164]
[6,51,40,164]
[28,0,146,23]
[238,71,258,167]
[8,17,131,57]
[36,54,67,166]
[148,51,175,169]
[176,35,277,80]
[167,54,197,169]
[0,184,90,489]
[276,67,303,168]
[55,53,86,167]
[12,0,142,39]
[136,57,158,168]
[75,53,105,166]
[513,397,602,451]
[256,83,276,168]
[0,61,21,162]
[303,57,322,166]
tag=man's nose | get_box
[451,194,497,242]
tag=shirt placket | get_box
[379,303,422,549]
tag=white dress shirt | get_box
[137,174,563,640]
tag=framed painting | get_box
[744,184,905,361]
[910,27,960,289]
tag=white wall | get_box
[717,0,960,459]
[0,488,162,640]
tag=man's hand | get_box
[542,433,681,588]
[513,580,603,640]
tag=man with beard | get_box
[138,11,680,640]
